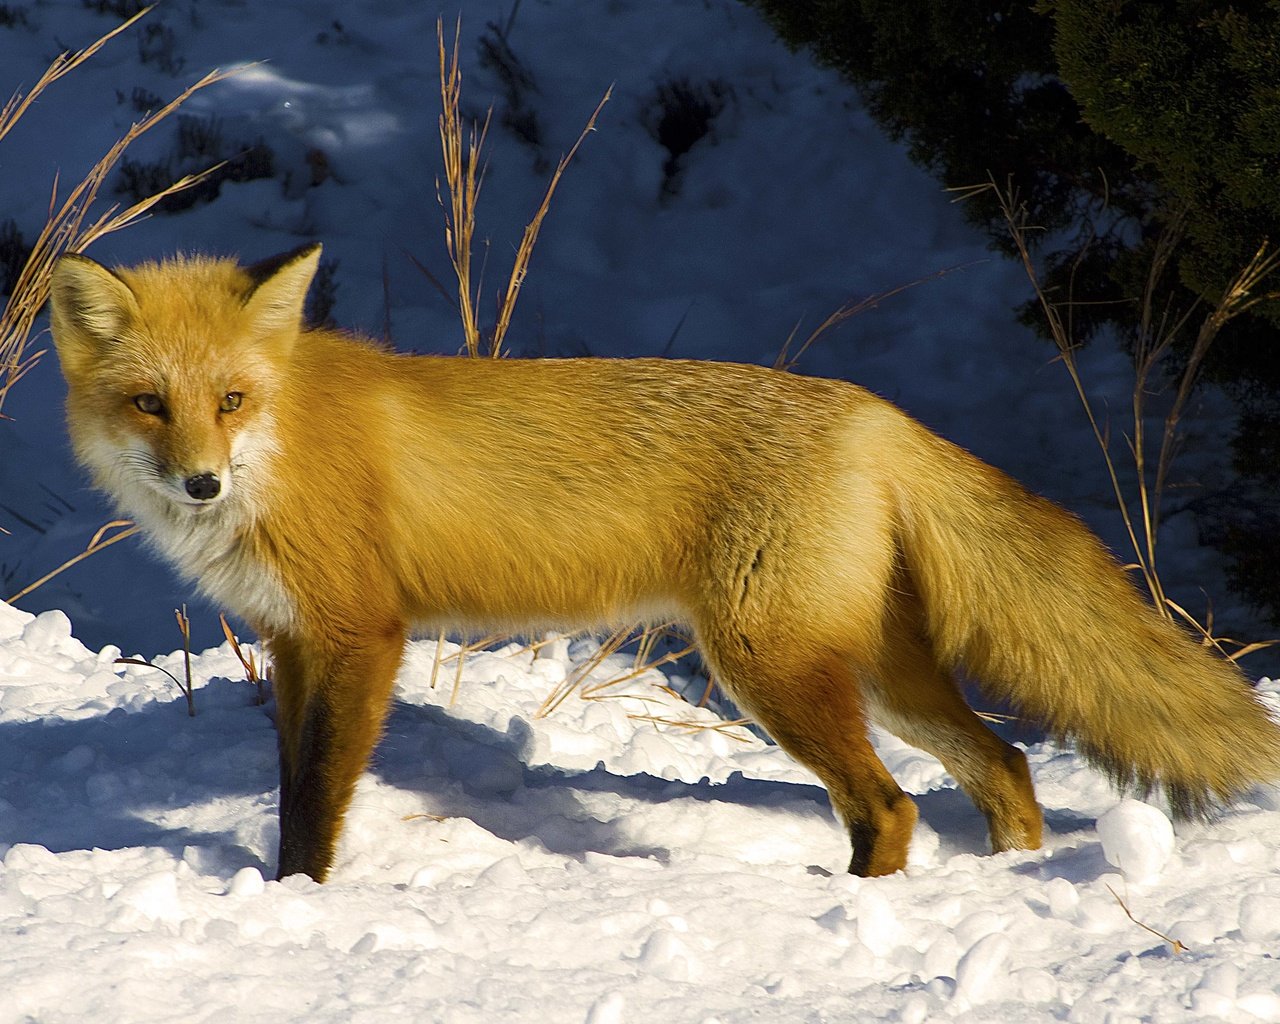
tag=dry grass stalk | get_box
[429,28,710,726]
[428,627,449,690]
[1164,596,1277,665]
[436,17,489,357]
[220,613,268,704]
[774,261,982,372]
[490,87,612,355]
[174,604,194,716]
[423,631,508,707]
[535,621,697,719]
[1106,884,1188,955]
[625,710,753,740]
[434,17,610,358]
[968,177,1280,657]
[116,605,196,717]
[1,14,239,413]
[0,7,150,146]
[6,520,139,603]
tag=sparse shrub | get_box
[115,154,172,204]
[0,219,31,297]
[643,77,730,197]
[119,84,163,112]
[176,111,224,160]
[137,20,183,74]
[115,114,277,213]
[82,0,147,16]
[315,19,349,46]
[477,19,546,171]
[0,4,31,28]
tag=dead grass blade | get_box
[425,632,510,706]
[1,52,242,413]
[535,622,697,719]
[625,711,753,740]
[434,18,609,357]
[489,86,611,357]
[116,604,196,717]
[220,613,268,704]
[1163,597,1279,664]
[1107,884,1188,954]
[774,260,984,372]
[0,6,152,145]
[962,176,1280,659]
[7,520,139,603]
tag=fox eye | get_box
[219,392,243,413]
[133,393,164,416]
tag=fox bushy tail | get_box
[894,419,1280,819]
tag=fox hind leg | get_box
[868,586,1043,854]
[698,631,918,877]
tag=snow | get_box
[1096,799,1176,886]
[3,597,1280,1022]
[2,1,1280,1021]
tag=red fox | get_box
[49,244,1280,882]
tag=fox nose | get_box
[184,473,221,501]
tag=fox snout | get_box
[184,472,221,501]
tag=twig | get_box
[1106,884,1187,954]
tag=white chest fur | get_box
[136,495,297,635]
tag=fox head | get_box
[48,243,321,521]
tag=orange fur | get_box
[49,245,1280,882]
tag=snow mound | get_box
[2,608,1280,1022]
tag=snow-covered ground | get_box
[2,2,1278,1021]
[4,600,1280,1023]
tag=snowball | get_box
[635,927,697,982]
[1013,967,1059,1003]
[21,610,73,652]
[1045,877,1079,920]
[1238,894,1280,942]
[1168,919,1217,948]
[1096,799,1175,884]
[1189,990,1237,1018]
[1237,992,1280,1022]
[227,867,265,897]
[584,991,625,1024]
[112,870,181,922]
[953,933,1011,1006]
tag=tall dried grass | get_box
[0,7,236,414]
[963,177,1278,661]
[2,8,237,603]
[434,18,610,358]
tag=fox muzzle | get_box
[184,472,221,501]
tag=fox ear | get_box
[49,254,140,372]
[243,243,322,337]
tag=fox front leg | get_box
[269,626,406,882]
